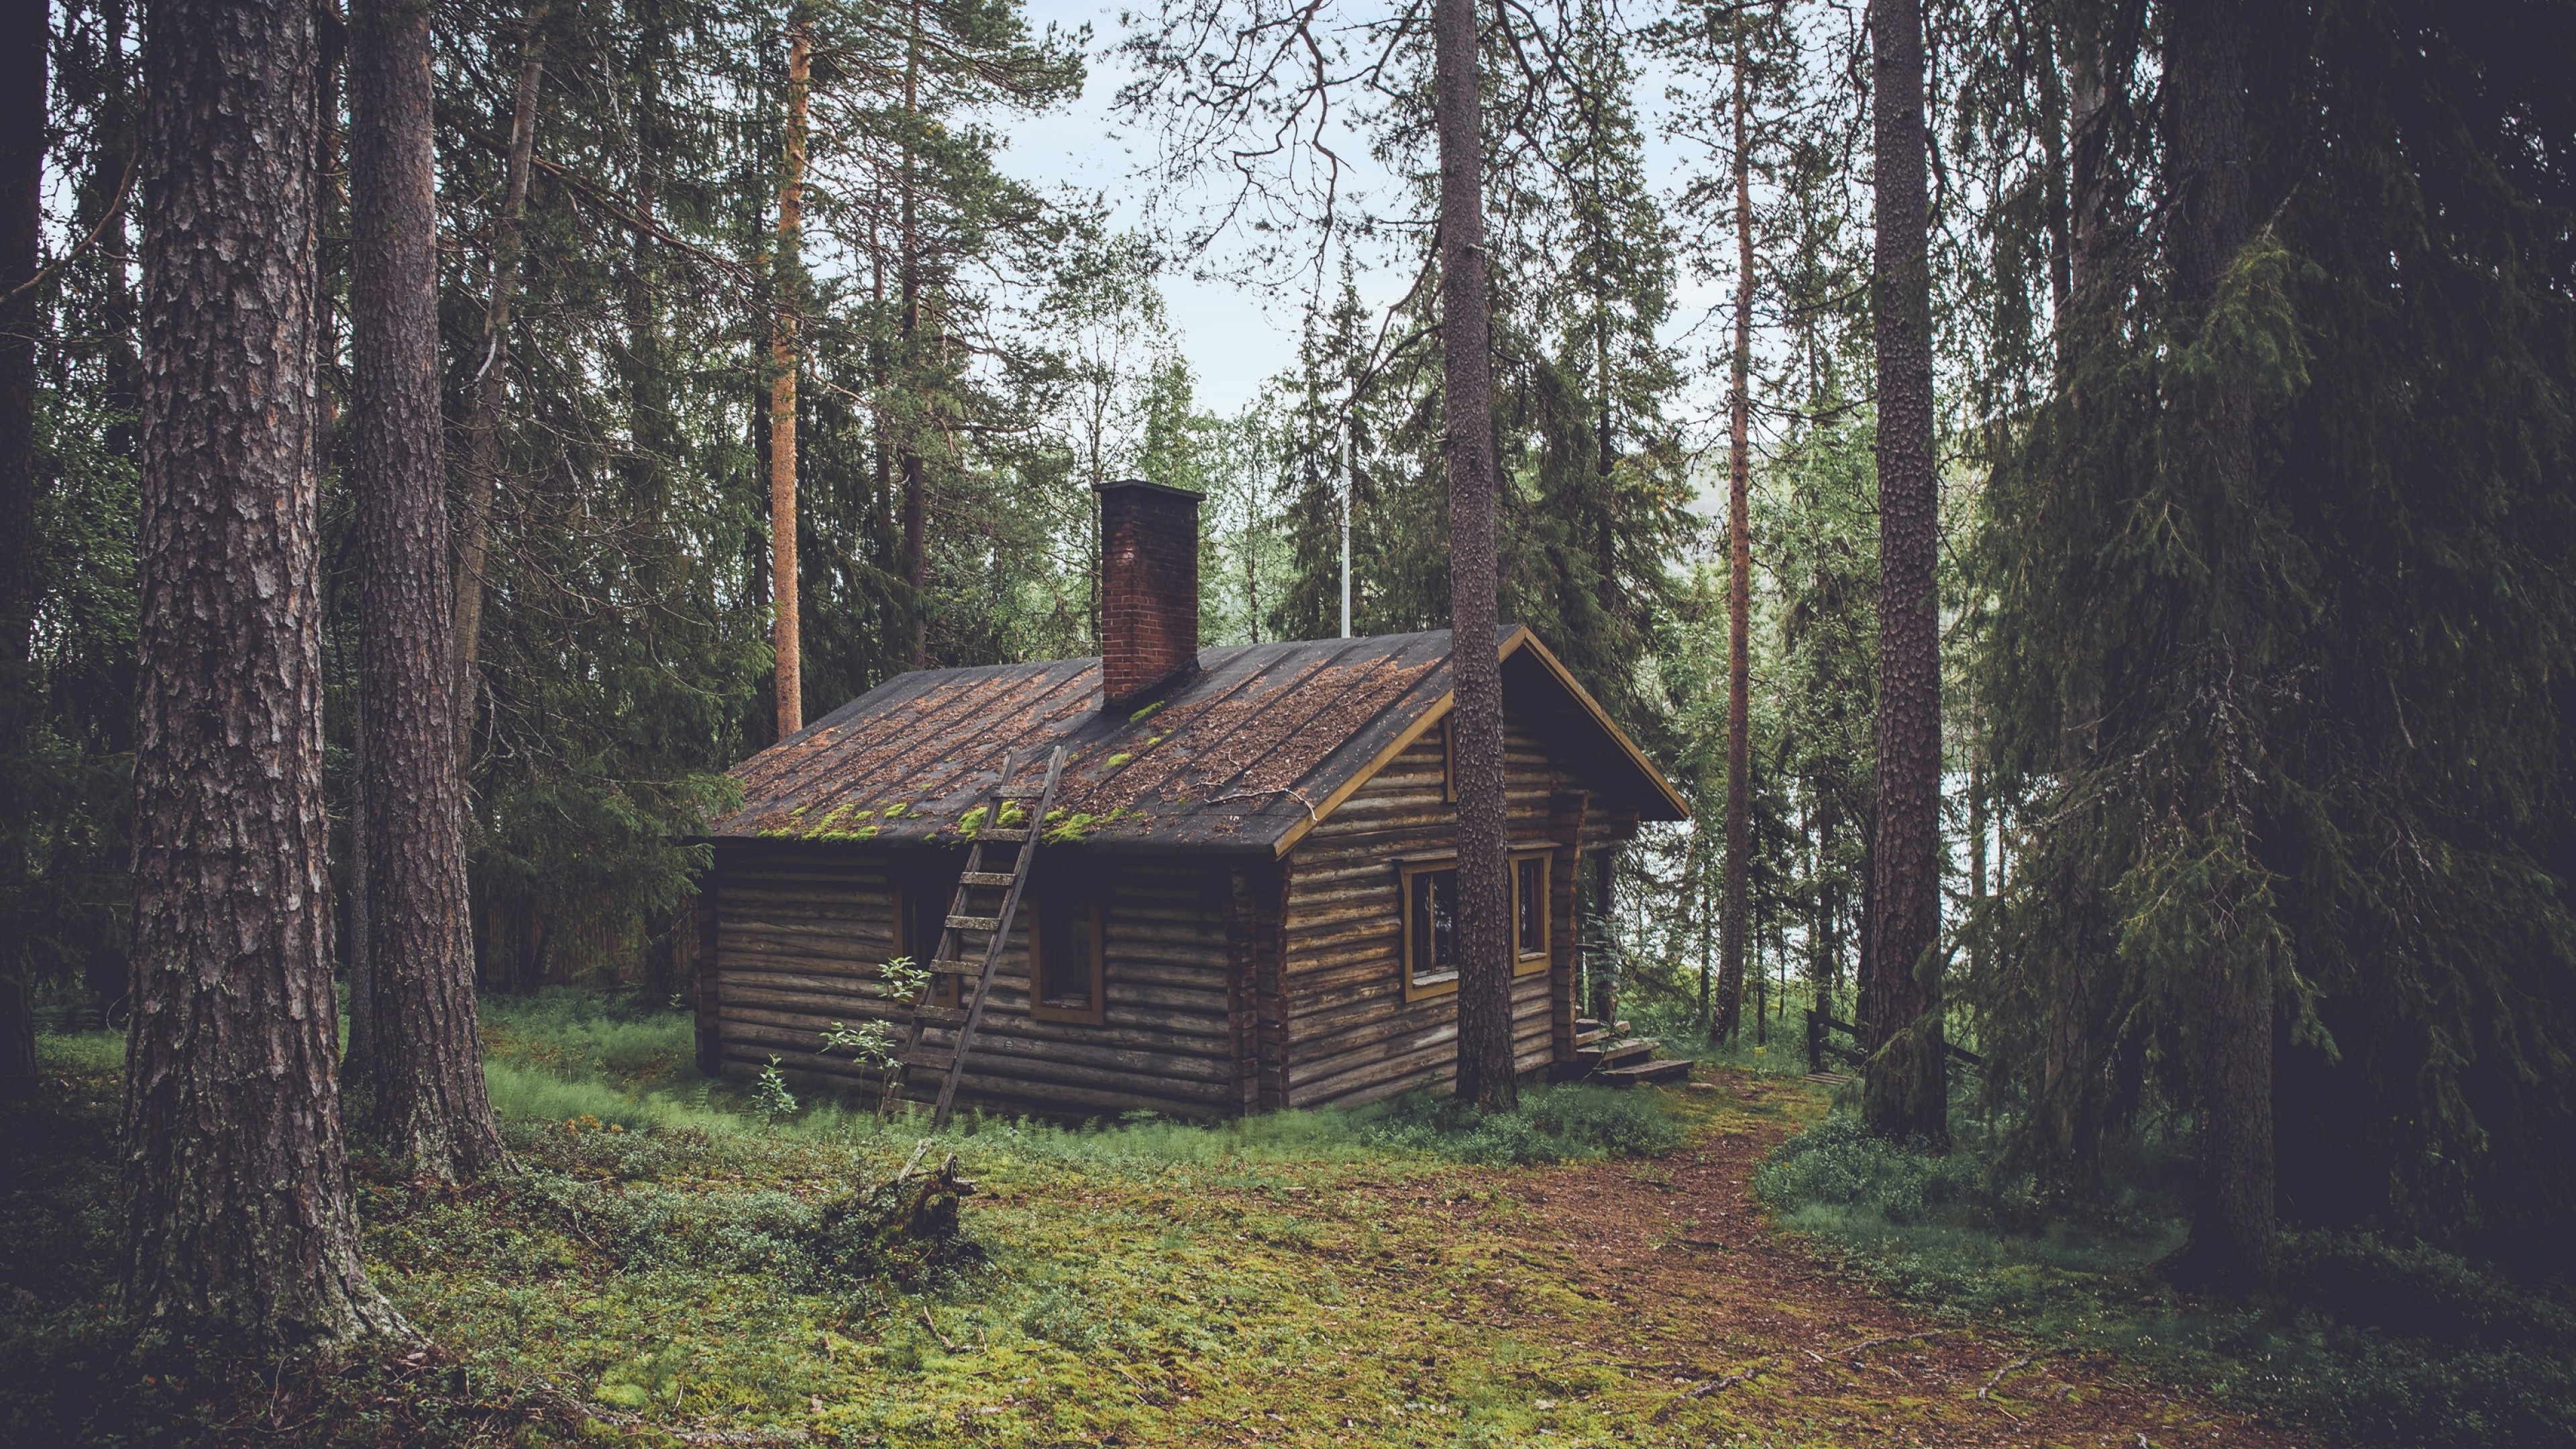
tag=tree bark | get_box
[450,0,547,773]
[1434,0,1515,1111]
[0,0,46,1093]
[769,17,810,735]
[350,0,502,1180]
[1715,42,1756,1044]
[345,676,375,1079]
[1860,0,1947,1144]
[2163,0,2275,1292]
[124,0,399,1346]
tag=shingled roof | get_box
[704,624,1687,856]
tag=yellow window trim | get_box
[1511,846,1554,977]
[1397,848,1554,996]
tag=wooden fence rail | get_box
[1804,1008,1986,1077]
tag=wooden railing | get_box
[1804,1008,1986,1076]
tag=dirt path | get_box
[1466,1070,2304,1448]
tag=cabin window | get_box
[1401,863,1461,1000]
[895,877,960,1009]
[1512,849,1553,974]
[1032,893,1108,1024]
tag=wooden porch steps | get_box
[1568,1017,1696,1089]
[1598,1057,1693,1087]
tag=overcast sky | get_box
[990,0,1791,541]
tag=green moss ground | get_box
[38,991,2528,1448]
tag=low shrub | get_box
[1359,1082,1688,1165]
[1756,1111,2576,1449]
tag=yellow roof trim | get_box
[1270,692,1454,858]
[1497,625,1693,820]
[1268,626,1689,859]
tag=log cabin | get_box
[692,478,1690,1119]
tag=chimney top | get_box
[1095,478,1202,710]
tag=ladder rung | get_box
[947,914,1001,932]
[926,960,984,975]
[910,1005,969,1026]
[995,786,1046,800]
[959,871,1014,888]
[979,827,1030,843]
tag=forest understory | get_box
[11,994,2561,1449]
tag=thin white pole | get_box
[1339,433,1353,638]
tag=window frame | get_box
[892,879,959,1008]
[1029,893,1108,1025]
[1399,859,1462,1001]
[1510,847,1554,976]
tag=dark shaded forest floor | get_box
[1,1010,2302,1449]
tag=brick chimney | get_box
[1095,478,1201,708]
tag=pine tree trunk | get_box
[450,0,547,773]
[1966,692,1986,979]
[2164,0,2275,1292]
[769,17,810,735]
[124,0,398,1345]
[345,678,374,1081]
[1432,0,1515,1110]
[1858,0,1945,1144]
[1714,44,1756,1046]
[321,8,378,1089]
[350,0,502,1181]
[0,0,45,1094]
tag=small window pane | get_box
[1409,869,1458,985]
[1042,903,1094,1007]
[1516,857,1547,957]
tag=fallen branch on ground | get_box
[1831,1329,1939,1358]
[1652,1357,1779,1421]
[1980,1353,2036,1399]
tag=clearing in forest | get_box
[3,1034,2290,1448]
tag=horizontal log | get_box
[1285,965,1552,1034]
[718,1004,1230,1063]
[1289,1033,1458,1108]
[718,1042,1246,1124]
[718,983,902,1016]
[710,938,879,969]
[716,965,881,993]
[1307,1066,1447,1111]
[712,942,885,970]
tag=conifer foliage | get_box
[6,0,2576,1353]
[1974,0,2576,1273]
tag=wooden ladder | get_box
[894,744,1067,1128]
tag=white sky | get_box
[999,0,1745,466]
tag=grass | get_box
[4,994,1721,1448]
[28,991,2563,1447]
[1754,1112,2576,1449]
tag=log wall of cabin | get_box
[707,843,1242,1120]
[1277,718,1621,1109]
